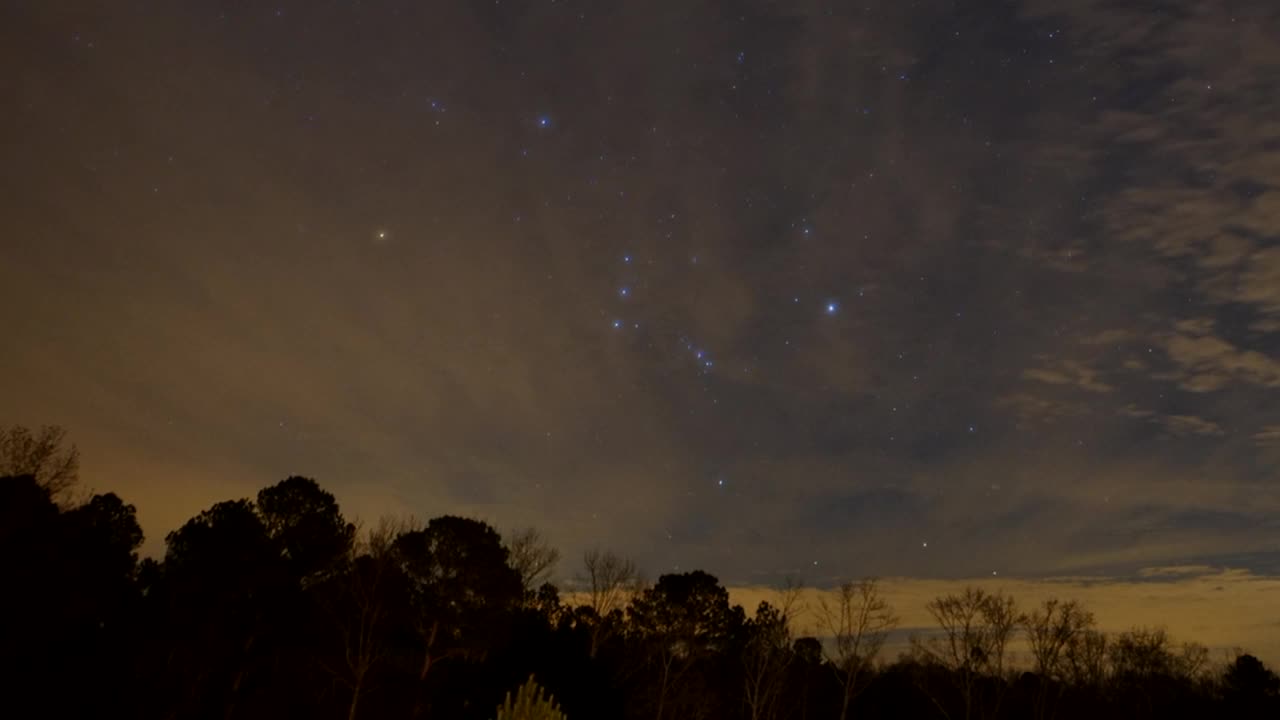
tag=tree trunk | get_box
[410,620,440,719]
[655,653,673,720]
[347,672,364,720]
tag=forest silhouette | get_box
[2,424,1277,720]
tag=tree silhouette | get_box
[913,587,1018,720]
[1023,598,1095,720]
[154,499,286,719]
[393,515,523,717]
[257,475,355,583]
[316,517,411,720]
[816,578,898,720]
[742,595,800,720]
[627,570,745,720]
[0,424,79,498]
[579,548,642,658]
[1222,653,1280,718]
[0,473,143,717]
[506,526,561,595]
[5,439,1280,720]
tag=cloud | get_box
[1119,405,1224,437]
[995,393,1088,424]
[1022,2,1280,324]
[1022,359,1114,393]
[1253,426,1280,447]
[1079,329,1137,346]
[1162,332,1280,391]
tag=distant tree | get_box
[507,526,561,594]
[1108,627,1207,681]
[913,587,1019,720]
[0,424,79,498]
[1222,653,1280,718]
[742,582,803,720]
[1063,627,1109,689]
[816,578,899,720]
[1022,598,1095,720]
[580,548,642,658]
[1105,628,1210,719]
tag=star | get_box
[825,301,839,315]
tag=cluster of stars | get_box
[605,248,843,376]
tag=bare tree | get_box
[580,548,642,657]
[1022,598,1095,720]
[319,516,415,720]
[1063,628,1109,689]
[0,424,80,498]
[743,578,805,720]
[506,526,561,593]
[912,587,1018,720]
[1108,627,1210,681]
[816,578,899,720]
[1106,628,1210,718]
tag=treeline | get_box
[1,426,1278,720]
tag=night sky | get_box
[3,0,1279,628]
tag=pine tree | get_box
[494,676,566,720]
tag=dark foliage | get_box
[2,471,1278,720]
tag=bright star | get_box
[825,301,838,315]
[619,286,630,298]
[537,114,552,128]
[611,319,622,329]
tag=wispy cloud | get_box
[1023,359,1114,393]
[1253,426,1280,447]
[1119,404,1224,437]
